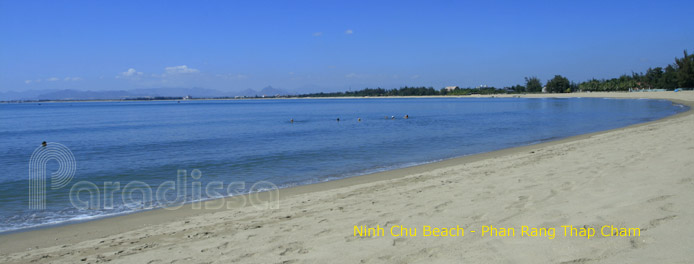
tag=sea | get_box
[0,97,688,233]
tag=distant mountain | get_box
[0,86,294,101]
[1,87,231,101]
[0,89,61,101]
[232,86,291,97]
[236,88,261,97]
[29,88,224,101]
[259,86,290,96]
[133,87,229,98]
[34,90,138,100]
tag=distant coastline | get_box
[2,90,690,104]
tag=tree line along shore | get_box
[299,50,694,97]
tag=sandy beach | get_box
[1,91,693,263]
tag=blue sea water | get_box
[0,97,687,232]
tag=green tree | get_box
[644,67,663,89]
[525,76,542,93]
[578,78,601,91]
[660,65,679,90]
[507,84,525,93]
[675,50,694,88]
[545,75,571,93]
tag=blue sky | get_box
[1,0,693,94]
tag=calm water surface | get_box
[0,97,687,232]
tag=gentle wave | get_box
[0,98,686,233]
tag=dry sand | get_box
[1,91,693,263]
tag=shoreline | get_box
[2,91,693,262]
[0,95,689,236]
[0,94,688,236]
[1,90,685,104]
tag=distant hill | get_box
[0,89,55,101]
[0,88,225,101]
[35,90,139,100]
[259,86,290,96]
[236,89,261,97]
[0,86,291,101]
[132,87,230,98]
[232,86,291,97]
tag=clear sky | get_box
[1,0,693,94]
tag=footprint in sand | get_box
[649,215,677,228]
[630,237,648,249]
[392,237,406,246]
[384,220,400,227]
[506,195,531,210]
[559,257,594,264]
[646,195,674,203]
[277,242,307,256]
[216,242,229,250]
[315,228,332,236]
[642,215,678,231]
[659,203,674,212]
[433,201,452,212]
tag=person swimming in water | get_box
[41,141,47,147]
[404,114,409,119]
[336,118,340,122]
[358,118,361,122]
[391,116,395,120]
[290,118,294,123]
